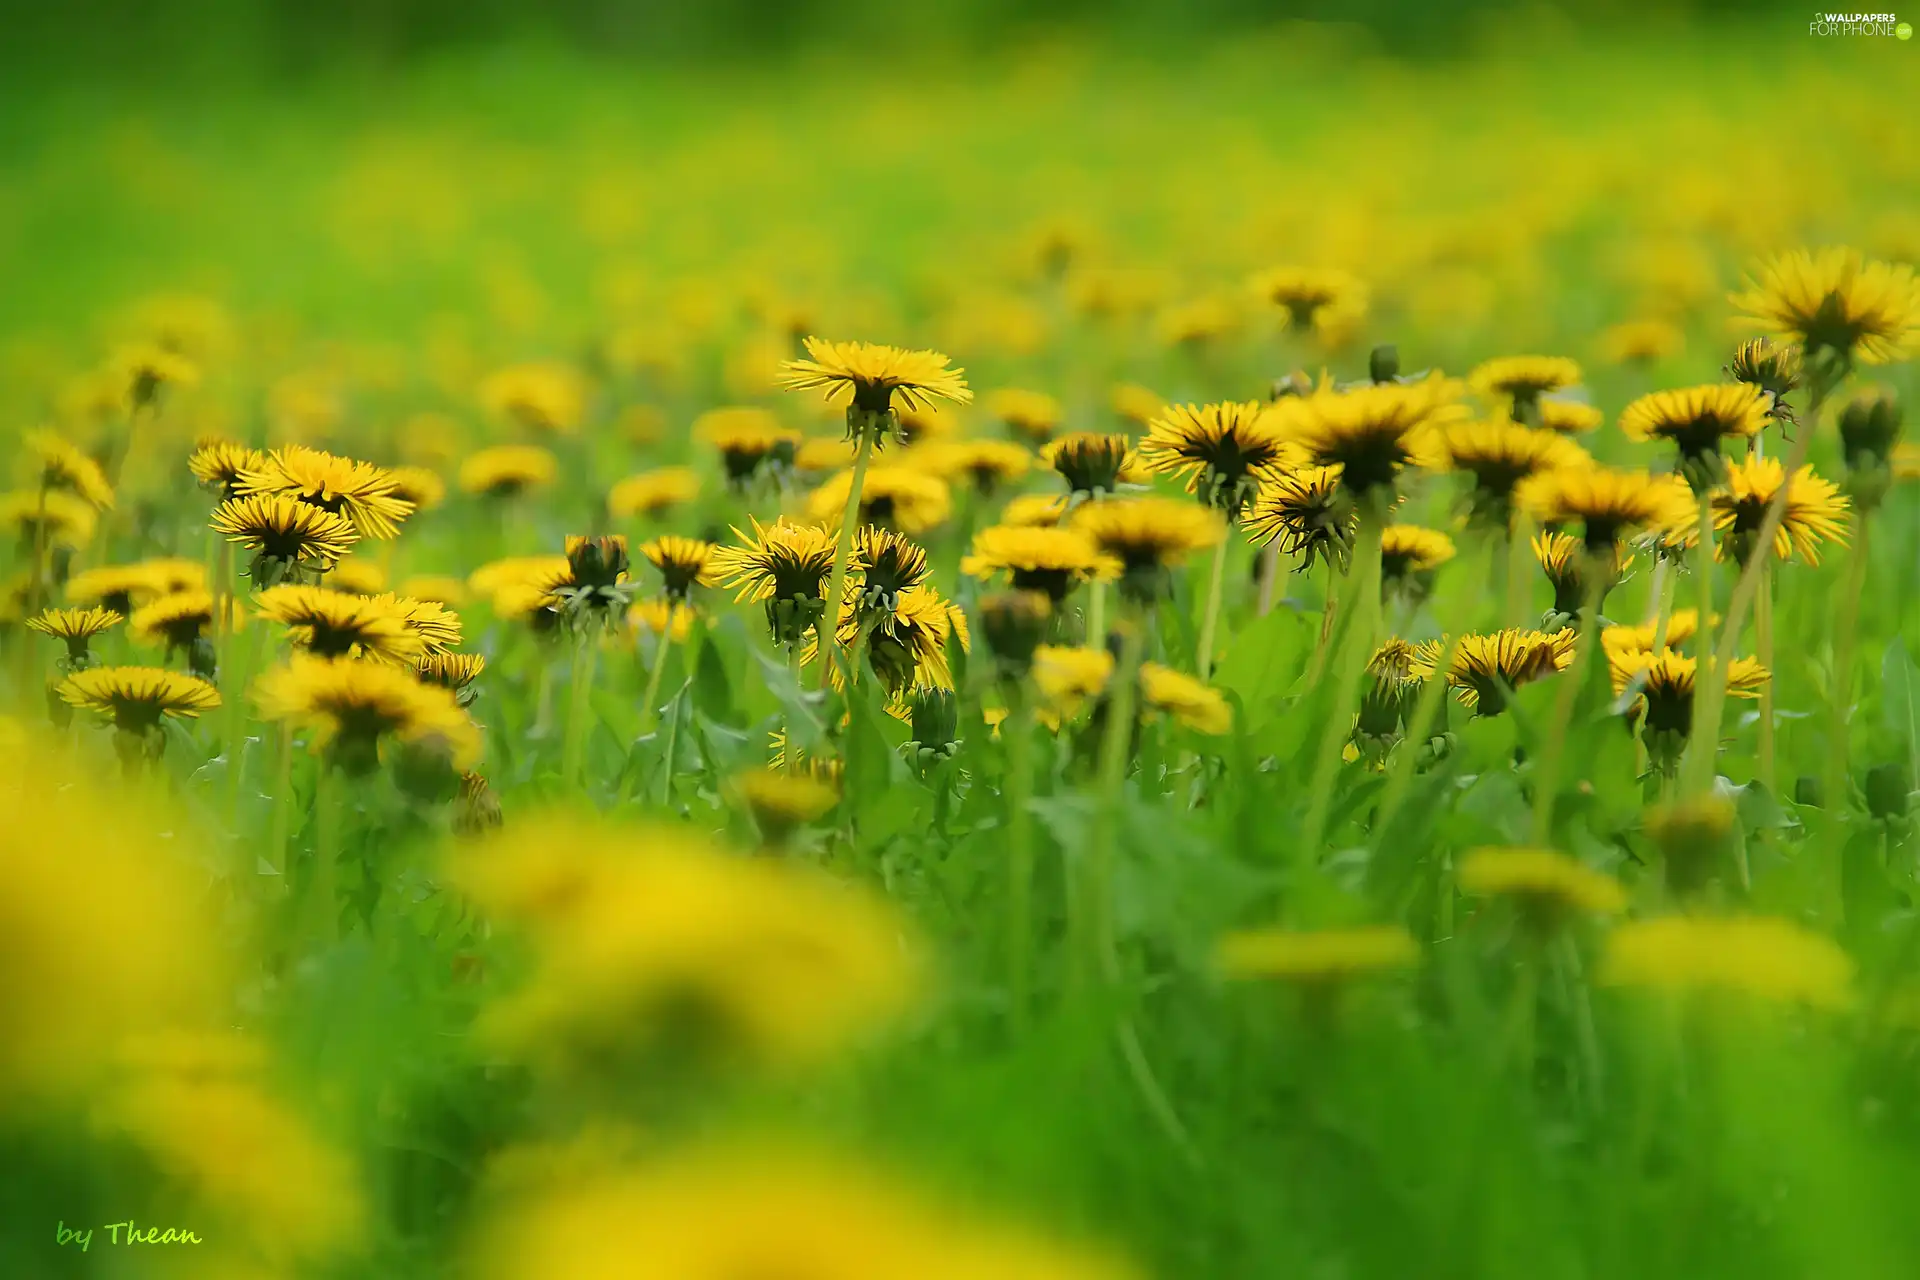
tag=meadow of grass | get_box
[3,19,1920,1280]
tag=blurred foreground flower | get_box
[1601,915,1853,1009]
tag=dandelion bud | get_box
[1863,762,1912,822]
[1369,344,1400,385]
[453,772,503,837]
[980,590,1052,677]
[907,688,960,762]
[1839,386,1902,510]
[564,535,630,591]
[1643,792,1737,898]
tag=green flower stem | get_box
[639,615,676,731]
[265,724,295,883]
[1528,561,1605,845]
[1683,408,1820,794]
[1300,511,1385,863]
[1195,534,1230,682]
[309,762,341,943]
[1756,563,1777,794]
[1255,541,1280,616]
[1647,558,1678,654]
[658,681,683,808]
[1088,619,1145,982]
[1504,516,1532,627]
[1087,580,1108,649]
[818,427,875,691]
[1823,514,1873,835]
[1691,488,1718,685]
[560,629,600,790]
[1306,557,1338,685]
[1005,694,1036,1028]
[784,644,802,775]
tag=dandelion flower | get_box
[1730,247,1920,367]
[546,536,635,629]
[447,816,922,1068]
[59,665,220,737]
[459,445,559,499]
[1111,382,1166,428]
[470,555,570,601]
[211,492,358,582]
[129,590,234,677]
[1000,493,1071,528]
[1642,792,1739,897]
[1214,925,1419,982]
[1250,265,1368,340]
[815,583,965,695]
[1601,915,1853,1009]
[1245,466,1354,572]
[1072,497,1225,601]
[364,592,464,654]
[961,524,1118,604]
[66,558,204,613]
[1438,420,1589,525]
[639,535,722,601]
[1709,456,1850,566]
[1609,647,1767,770]
[1139,401,1292,517]
[1726,337,1803,420]
[110,342,200,409]
[478,361,587,434]
[386,465,447,512]
[1138,662,1232,735]
[1266,375,1466,502]
[238,444,414,540]
[1429,628,1575,716]
[256,585,423,662]
[1044,432,1141,497]
[1534,398,1604,435]
[417,651,487,704]
[0,488,96,550]
[1470,355,1582,418]
[607,467,699,520]
[1597,319,1684,365]
[400,575,468,607]
[712,517,838,647]
[1518,465,1693,554]
[780,336,971,419]
[1031,644,1114,720]
[1533,531,1635,619]
[628,598,696,644]
[26,605,122,666]
[984,387,1064,445]
[1379,524,1455,585]
[731,769,840,846]
[1619,383,1770,488]
[896,404,960,446]
[327,555,388,595]
[20,429,113,509]
[695,407,801,488]
[908,439,1032,494]
[850,526,932,617]
[1457,846,1628,916]
[1602,608,1704,655]
[256,655,480,774]
[806,465,952,535]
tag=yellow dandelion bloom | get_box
[256,585,424,662]
[778,336,971,414]
[639,535,722,600]
[1245,465,1353,570]
[386,464,447,512]
[985,387,1065,444]
[807,465,952,535]
[1619,383,1770,475]
[469,555,569,601]
[211,492,359,577]
[0,740,221,1102]
[1031,644,1114,720]
[237,444,414,540]
[1430,628,1575,715]
[607,466,699,520]
[711,517,838,604]
[1533,398,1604,435]
[20,428,114,509]
[109,341,201,409]
[961,524,1118,603]
[1469,355,1582,414]
[1074,497,1226,598]
[628,597,696,643]
[1000,492,1071,528]
[0,487,96,550]
[1250,265,1368,340]
[478,360,587,434]
[1265,375,1466,499]
[458,444,559,499]
[1457,847,1628,915]
[1138,400,1293,516]
[1138,662,1233,735]
[908,438,1033,494]
[255,655,481,771]
[695,407,801,486]
[1609,648,1768,751]
[400,574,469,606]
[1711,456,1850,566]
[1438,420,1589,519]
[1601,916,1853,1009]
[1111,382,1167,428]
[1518,464,1694,551]
[447,815,923,1068]
[1214,925,1419,982]
[327,555,388,595]
[1596,318,1685,365]
[1379,524,1456,579]
[189,442,266,499]
[1602,608,1704,654]
[59,665,221,732]
[1730,246,1920,365]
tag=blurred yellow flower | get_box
[1601,916,1854,1009]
